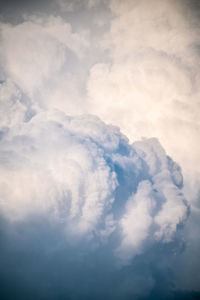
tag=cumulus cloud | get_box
[0,0,199,298]
[1,2,199,188]
[0,106,190,299]
[87,0,200,204]
[0,109,188,263]
[0,15,89,116]
[0,80,26,128]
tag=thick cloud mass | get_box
[87,0,200,204]
[0,1,199,299]
[0,110,188,259]
[0,108,189,298]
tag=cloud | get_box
[0,1,199,298]
[0,110,188,261]
[87,0,200,205]
[0,106,190,298]
[0,80,26,128]
[1,2,199,191]
[0,15,89,96]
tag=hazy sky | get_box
[0,1,200,299]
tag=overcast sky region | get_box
[0,0,200,299]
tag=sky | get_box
[0,0,200,299]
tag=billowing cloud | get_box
[0,109,188,264]
[1,15,88,91]
[0,105,189,298]
[87,0,200,204]
[0,15,89,116]
[0,0,199,298]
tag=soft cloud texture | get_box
[0,80,26,127]
[1,16,88,91]
[0,15,89,116]
[0,101,190,297]
[87,0,200,204]
[0,0,199,298]
[0,109,188,264]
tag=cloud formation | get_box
[0,15,90,116]
[0,108,188,264]
[0,1,199,298]
[87,0,200,203]
[1,15,88,92]
[0,101,190,298]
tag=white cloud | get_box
[0,16,88,96]
[87,0,200,205]
[109,0,198,62]
[0,112,118,234]
[116,138,188,263]
[116,180,154,262]
[0,80,26,128]
[0,110,188,263]
[0,2,197,292]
